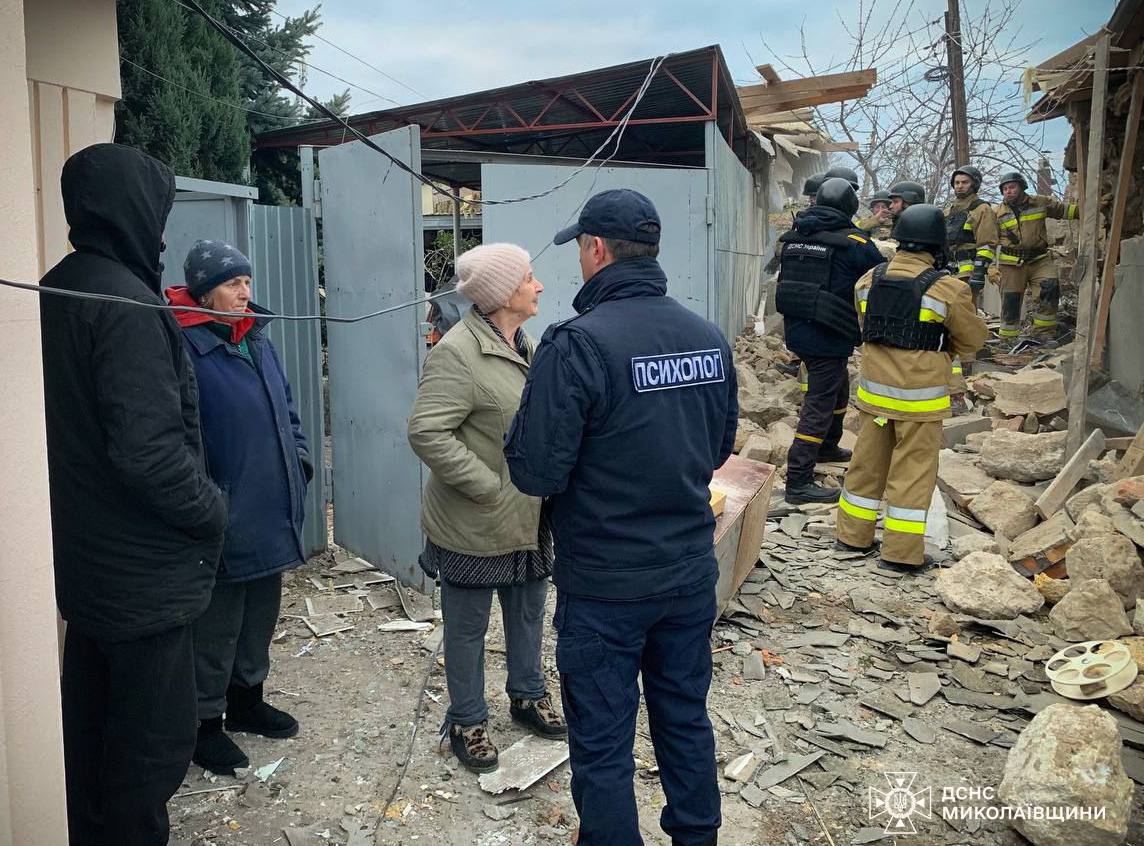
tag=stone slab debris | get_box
[947,640,982,663]
[1049,578,1134,641]
[723,752,758,783]
[478,735,570,795]
[329,556,374,574]
[941,717,999,745]
[858,692,913,721]
[900,717,937,744]
[1066,482,1111,521]
[936,552,1044,620]
[738,783,766,808]
[1108,678,1144,722]
[784,632,850,649]
[847,618,912,645]
[998,703,1133,846]
[1066,532,1144,609]
[950,531,1001,559]
[302,614,356,637]
[395,583,436,623]
[1007,510,1074,564]
[943,414,994,448]
[969,481,1039,538]
[991,367,1067,417]
[850,828,893,844]
[795,684,823,705]
[754,751,826,790]
[742,652,767,680]
[787,729,851,759]
[377,620,434,633]
[937,449,994,508]
[816,720,888,748]
[366,589,400,612]
[304,594,364,616]
[949,663,998,694]
[979,429,1067,483]
[1112,508,1144,549]
[907,672,942,706]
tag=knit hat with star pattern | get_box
[184,239,252,300]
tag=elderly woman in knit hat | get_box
[166,240,312,776]
[408,243,565,773]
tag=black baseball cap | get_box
[553,188,662,246]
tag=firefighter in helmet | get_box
[774,178,884,504]
[835,205,987,571]
[943,164,999,413]
[993,171,1078,340]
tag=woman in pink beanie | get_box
[408,243,565,773]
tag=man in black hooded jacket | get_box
[39,143,227,845]
[776,177,884,504]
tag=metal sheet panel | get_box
[320,126,430,590]
[249,205,326,558]
[708,124,767,340]
[480,163,710,336]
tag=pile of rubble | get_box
[723,325,1144,844]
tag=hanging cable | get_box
[0,277,454,324]
[268,7,430,101]
[174,0,668,208]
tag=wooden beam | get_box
[741,85,873,113]
[742,108,814,124]
[1066,32,1110,459]
[814,141,861,152]
[736,69,876,101]
[1091,68,1144,371]
[1107,436,1135,450]
[1116,424,1144,480]
[755,64,782,84]
[1035,429,1106,518]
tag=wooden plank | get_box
[741,85,873,113]
[737,69,876,101]
[1067,32,1111,459]
[1091,69,1144,370]
[1035,429,1106,518]
[1107,436,1134,450]
[814,141,861,152]
[1115,423,1144,481]
[713,454,774,616]
[755,64,782,84]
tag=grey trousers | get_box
[193,572,283,720]
[440,577,549,726]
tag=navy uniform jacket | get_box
[505,257,738,601]
[781,205,885,359]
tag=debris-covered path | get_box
[169,529,1144,846]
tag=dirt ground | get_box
[170,504,1144,846]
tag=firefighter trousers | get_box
[787,355,849,486]
[835,412,941,566]
[999,256,1059,338]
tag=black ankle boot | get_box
[225,682,299,739]
[816,444,853,463]
[193,717,249,776]
[784,480,841,505]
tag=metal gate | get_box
[319,126,431,590]
[480,162,710,335]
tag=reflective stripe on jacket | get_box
[994,194,1078,264]
[853,251,988,422]
[944,194,1000,274]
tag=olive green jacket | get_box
[407,308,540,556]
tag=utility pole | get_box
[945,0,971,166]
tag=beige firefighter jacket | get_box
[854,251,988,422]
[943,193,1001,274]
[994,193,1078,265]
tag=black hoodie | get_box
[40,143,227,642]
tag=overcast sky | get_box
[277,0,1114,163]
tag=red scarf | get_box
[165,285,255,344]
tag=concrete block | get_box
[1110,237,1144,397]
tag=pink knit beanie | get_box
[456,243,531,313]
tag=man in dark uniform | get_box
[774,178,885,504]
[506,189,737,846]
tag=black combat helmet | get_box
[998,171,1028,192]
[816,177,859,218]
[824,166,860,191]
[892,204,948,253]
[869,189,892,209]
[803,173,825,197]
[888,180,927,206]
[949,165,983,192]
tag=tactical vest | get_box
[861,264,950,351]
[774,228,865,338]
[946,198,985,250]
